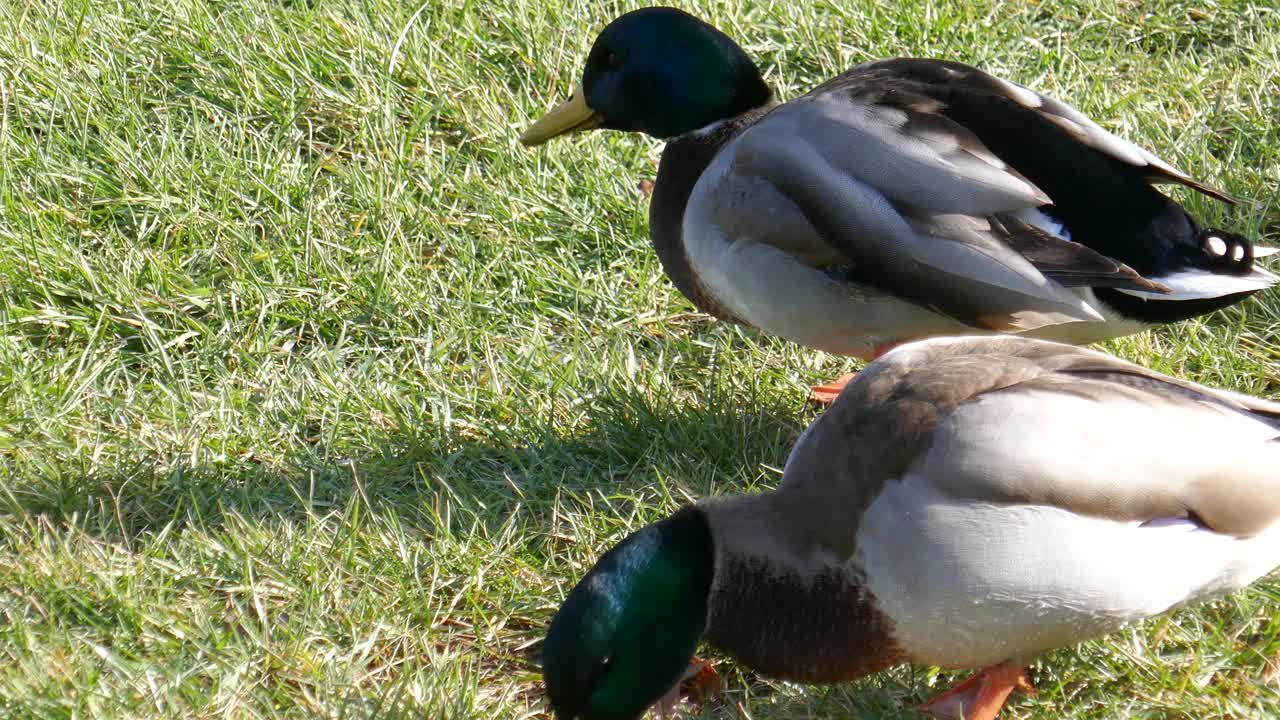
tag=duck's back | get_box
[785,337,1280,667]
[726,59,1273,329]
[799,59,1226,273]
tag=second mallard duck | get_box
[542,336,1280,719]
[522,7,1275,401]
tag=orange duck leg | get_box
[809,342,903,404]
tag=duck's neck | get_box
[698,494,906,683]
[648,105,776,322]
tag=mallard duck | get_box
[521,7,1276,402]
[541,335,1280,720]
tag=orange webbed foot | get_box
[808,342,905,405]
[653,658,723,718]
[918,662,1035,720]
[809,372,858,404]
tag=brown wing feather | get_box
[809,59,1238,205]
[989,214,1170,293]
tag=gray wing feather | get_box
[762,93,1051,215]
[890,338,1280,537]
[780,336,1280,555]
[730,132,1103,330]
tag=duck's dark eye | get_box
[586,654,613,688]
[606,52,621,68]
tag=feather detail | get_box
[1113,267,1278,301]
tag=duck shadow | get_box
[9,383,808,547]
[684,668,934,720]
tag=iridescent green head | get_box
[521,7,771,145]
[542,506,716,720]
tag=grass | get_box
[1,0,1280,717]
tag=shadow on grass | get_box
[5,382,808,547]
[667,665,934,720]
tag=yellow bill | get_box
[520,86,604,146]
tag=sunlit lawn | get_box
[2,0,1280,717]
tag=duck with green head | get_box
[522,7,1275,402]
[542,335,1280,719]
